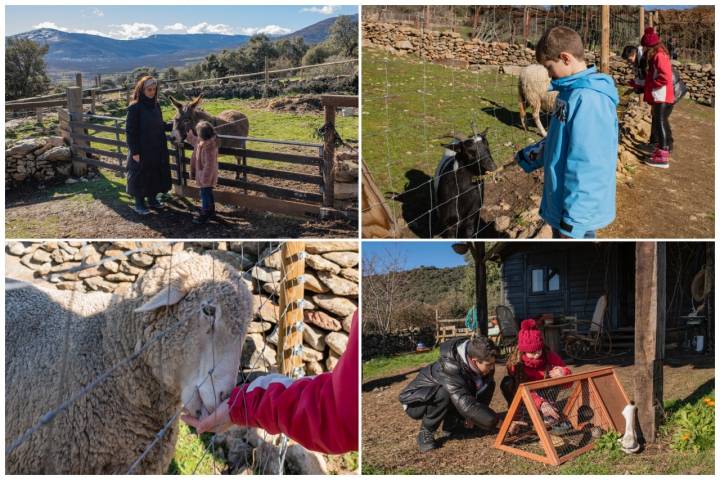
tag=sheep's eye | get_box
[202,304,216,317]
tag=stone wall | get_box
[5,240,358,376]
[5,136,72,189]
[362,327,435,360]
[335,149,359,211]
[363,21,714,105]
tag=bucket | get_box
[693,335,705,352]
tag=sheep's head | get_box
[443,128,497,174]
[133,251,252,421]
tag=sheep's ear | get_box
[135,285,187,313]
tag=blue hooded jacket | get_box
[518,66,619,237]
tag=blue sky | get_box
[363,241,468,272]
[5,5,358,39]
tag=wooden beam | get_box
[634,242,666,443]
[600,5,610,74]
[639,6,645,38]
[322,102,336,208]
[173,184,323,218]
[278,242,306,377]
[472,242,489,337]
[321,95,359,108]
[67,86,88,177]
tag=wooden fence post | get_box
[278,242,306,378]
[174,143,186,187]
[35,108,43,126]
[75,73,82,88]
[90,89,97,114]
[634,242,666,443]
[600,5,610,74]
[322,103,336,210]
[263,57,269,99]
[472,242,489,337]
[639,6,645,38]
[66,86,88,177]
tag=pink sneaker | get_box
[644,148,669,169]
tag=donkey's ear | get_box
[189,94,203,109]
[481,127,489,137]
[168,95,183,111]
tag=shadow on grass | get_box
[664,377,715,415]
[362,367,424,392]
[388,169,436,238]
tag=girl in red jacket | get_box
[181,312,359,455]
[640,27,675,169]
[500,319,571,427]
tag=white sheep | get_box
[518,64,558,137]
[5,251,253,474]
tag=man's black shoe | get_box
[417,427,437,453]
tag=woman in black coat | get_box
[125,76,172,215]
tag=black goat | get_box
[433,129,497,238]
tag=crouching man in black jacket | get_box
[399,336,499,452]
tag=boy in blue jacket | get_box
[517,26,619,239]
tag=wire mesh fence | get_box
[496,367,629,465]
[3,240,329,474]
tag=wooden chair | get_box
[562,294,612,359]
[495,305,519,356]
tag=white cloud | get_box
[301,6,339,15]
[186,22,234,35]
[163,23,188,32]
[75,29,110,37]
[239,25,292,36]
[34,21,69,31]
[109,22,159,40]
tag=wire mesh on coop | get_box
[494,367,629,466]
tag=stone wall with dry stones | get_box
[362,327,436,360]
[5,240,358,377]
[363,21,714,105]
[5,136,72,189]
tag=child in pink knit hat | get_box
[500,319,571,429]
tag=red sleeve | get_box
[227,312,359,454]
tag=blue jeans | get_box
[552,227,596,239]
[200,187,215,213]
[135,195,159,209]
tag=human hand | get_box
[549,366,566,378]
[181,399,233,434]
[540,401,560,420]
[132,154,140,162]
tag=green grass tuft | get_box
[363,348,439,382]
[167,423,225,475]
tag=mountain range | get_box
[8,14,358,75]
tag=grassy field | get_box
[363,348,439,382]
[362,48,540,203]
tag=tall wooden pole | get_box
[639,6,645,38]
[634,242,666,443]
[278,242,306,378]
[75,72,82,88]
[523,7,530,47]
[66,86,88,177]
[472,242,489,337]
[600,5,610,74]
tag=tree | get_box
[302,44,332,65]
[328,15,358,57]
[163,67,179,81]
[243,34,278,71]
[275,36,308,66]
[131,66,158,82]
[5,38,51,100]
[361,250,413,335]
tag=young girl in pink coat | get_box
[186,121,219,224]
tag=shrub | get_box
[664,393,715,453]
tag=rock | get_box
[536,223,553,239]
[313,295,357,317]
[242,334,277,371]
[326,331,349,356]
[306,254,341,274]
[395,40,413,50]
[102,260,119,273]
[326,351,341,371]
[6,242,25,256]
[303,272,329,293]
[317,271,358,296]
[342,313,354,333]
[36,146,71,162]
[84,276,115,292]
[304,310,342,331]
[305,242,358,254]
[302,323,326,351]
[262,281,280,295]
[303,296,317,310]
[301,346,324,362]
[304,360,324,375]
[32,249,52,263]
[339,268,359,283]
[119,261,145,275]
[105,272,136,283]
[248,265,282,284]
[262,249,284,270]
[495,215,511,232]
[284,444,328,475]
[56,281,83,291]
[114,282,134,297]
[254,295,279,323]
[6,137,43,156]
[321,251,359,268]
[247,321,273,334]
[130,252,154,267]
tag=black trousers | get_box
[650,103,674,151]
[500,376,518,407]
[405,382,495,432]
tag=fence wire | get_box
[5,241,306,475]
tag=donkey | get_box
[433,128,497,238]
[169,95,250,180]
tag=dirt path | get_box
[5,174,356,239]
[603,100,714,238]
[362,355,714,474]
